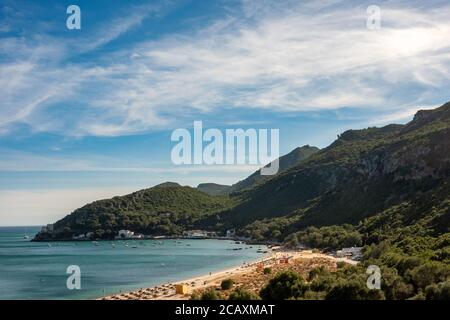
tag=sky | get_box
[1,0,450,226]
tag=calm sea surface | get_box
[0,226,267,300]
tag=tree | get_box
[408,262,450,290]
[260,271,308,300]
[229,288,261,300]
[391,281,415,300]
[325,278,384,300]
[425,281,450,300]
[308,266,330,281]
[221,279,234,290]
[285,234,299,249]
[201,288,220,300]
[270,230,282,240]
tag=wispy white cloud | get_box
[0,148,261,174]
[0,3,162,135]
[368,104,439,125]
[1,1,450,137]
[72,4,160,53]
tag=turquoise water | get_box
[0,226,267,300]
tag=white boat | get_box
[23,227,30,239]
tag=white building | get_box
[226,229,236,238]
[117,230,135,239]
[183,230,208,238]
[85,232,94,239]
[336,247,363,260]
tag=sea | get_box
[0,226,267,300]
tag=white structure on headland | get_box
[115,230,143,239]
[86,232,94,239]
[183,230,217,238]
[183,230,208,238]
[226,229,236,238]
[118,230,134,238]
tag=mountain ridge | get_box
[228,145,320,194]
[34,102,450,246]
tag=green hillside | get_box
[211,102,450,239]
[33,102,450,299]
[35,102,450,249]
[228,145,319,194]
[34,184,234,240]
[196,183,231,196]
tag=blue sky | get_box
[1,0,450,225]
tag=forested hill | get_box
[33,102,450,300]
[34,184,233,240]
[34,102,450,244]
[210,102,450,242]
[227,145,319,194]
[195,145,319,196]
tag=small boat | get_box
[47,243,52,247]
[132,245,138,249]
[24,227,30,239]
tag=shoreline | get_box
[31,236,273,244]
[101,248,357,300]
[98,247,273,300]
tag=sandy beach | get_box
[101,248,356,300]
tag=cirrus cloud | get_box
[1,0,450,136]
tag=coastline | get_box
[99,247,273,300]
[0,232,270,300]
[101,248,357,300]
